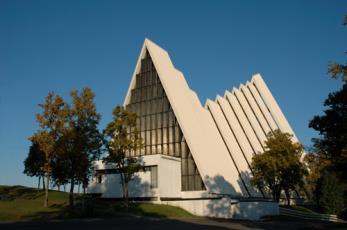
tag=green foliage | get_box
[29,92,69,207]
[54,87,103,207]
[315,171,345,215]
[327,15,347,83]
[306,14,347,216]
[328,63,347,82]
[251,130,307,204]
[103,106,143,207]
[309,83,347,184]
[303,151,331,202]
[28,88,103,208]
[23,142,46,189]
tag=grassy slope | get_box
[0,185,193,221]
[0,185,68,221]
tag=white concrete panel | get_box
[225,92,264,154]
[88,171,156,198]
[207,99,257,197]
[217,96,254,164]
[252,74,298,142]
[247,82,278,131]
[241,84,272,136]
[161,198,279,220]
[88,155,180,198]
[158,155,181,198]
[234,86,267,147]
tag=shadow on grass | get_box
[20,195,198,222]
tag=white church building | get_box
[88,39,301,220]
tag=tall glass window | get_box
[126,50,205,191]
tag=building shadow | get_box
[204,174,278,220]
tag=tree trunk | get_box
[69,178,75,208]
[64,184,66,192]
[120,173,128,208]
[57,184,60,192]
[124,182,129,209]
[272,187,281,203]
[38,176,41,190]
[44,174,50,207]
[42,176,45,190]
[77,182,80,194]
[285,189,291,206]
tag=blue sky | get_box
[0,0,346,187]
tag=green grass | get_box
[0,185,69,221]
[0,185,194,221]
[280,205,319,214]
[125,203,194,218]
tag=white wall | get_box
[158,155,181,198]
[161,198,279,220]
[88,154,181,199]
[88,170,155,198]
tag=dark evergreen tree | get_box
[23,142,46,190]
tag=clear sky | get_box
[0,0,346,187]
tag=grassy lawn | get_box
[0,185,193,221]
[0,185,69,221]
[280,205,320,214]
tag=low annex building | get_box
[88,39,300,219]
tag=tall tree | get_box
[251,130,307,204]
[309,84,347,181]
[30,92,69,207]
[23,141,46,190]
[55,87,103,208]
[307,15,347,216]
[309,15,347,183]
[103,106,143,208]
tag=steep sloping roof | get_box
[124,39,249,196]
[124,39,299,198]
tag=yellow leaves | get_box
[40,163,52,173]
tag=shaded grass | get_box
[0,185,68,221]
[116,202,194,218]
[0,185,193,221]
[280,205,319,214]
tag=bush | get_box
[315,171,345,215]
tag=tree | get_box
[23,141,46,190]
[303,149,331,202]
[50,154,69,191]
[55,87,103,208]
[103,106,143,208]
[309,14,347,183]
[327,15,347,83]
[307,15,347,215]
[251,130,307,204]
[315,171,345,215]
[30,92,69,207]
[309,81,347,185]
